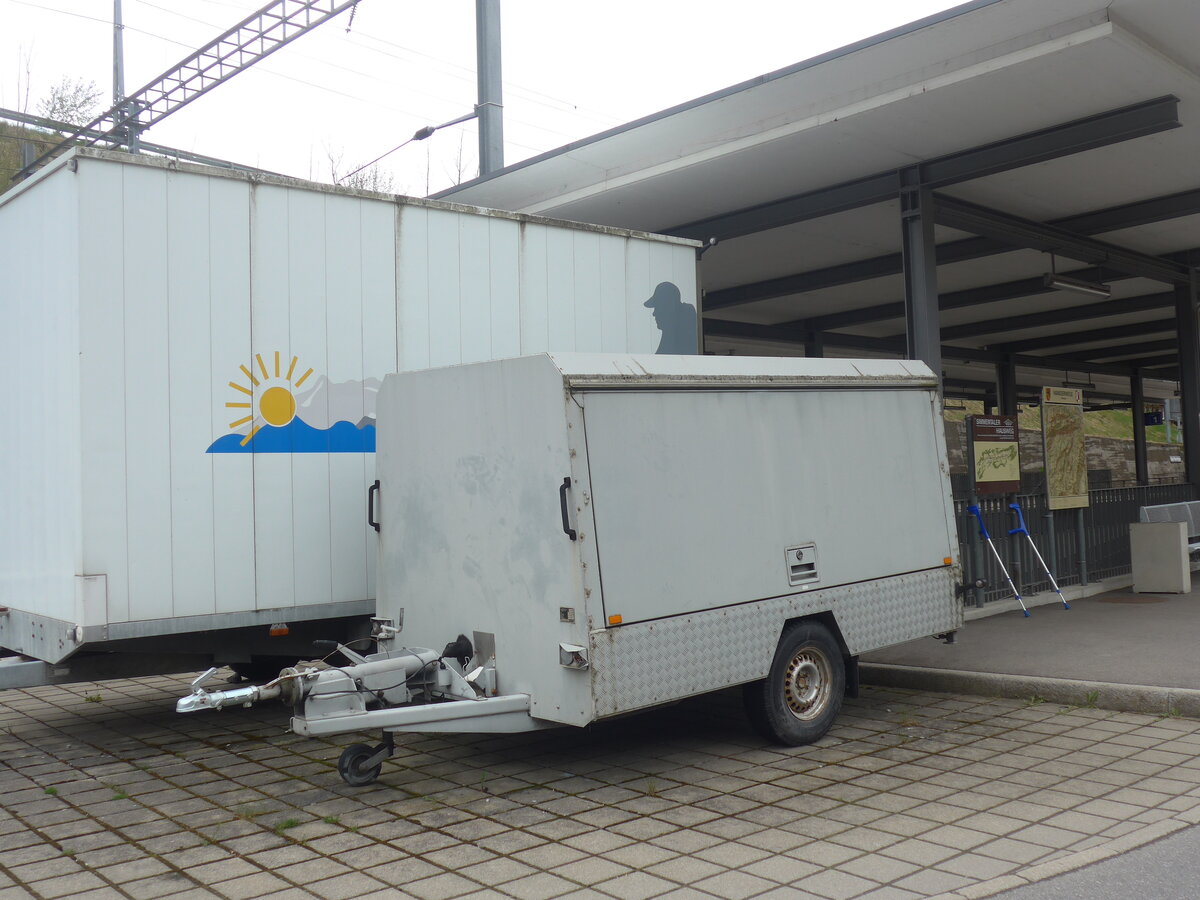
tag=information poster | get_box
[969,415,1020,495]
[1041,386,1089,509]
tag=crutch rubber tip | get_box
[1062,602,1070,609]
[1022,610,1031,617]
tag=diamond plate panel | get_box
[589,567,961,717]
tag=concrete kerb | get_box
[860,662,1200,718]
[929,817,1195,900]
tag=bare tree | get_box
[323,143,398,193]
[443,132,472,187]
[37,76,103,128]
[14,45,33,114]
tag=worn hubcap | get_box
[784,648,831,721]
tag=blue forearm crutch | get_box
[967,504,1029,617]
[1009,502,1069,609]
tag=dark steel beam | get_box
[704,185,1200,313]
[933,194,1191,284]
[1119,354,1180,369]
[949,293,1175,345]
[1011,352,1135,377]
[703,319,1136,376]
[671,95,1180,242]
[1055,338,1178,363]
[988,317,1177,354]
[805,264,1133,333]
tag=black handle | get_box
[368,480,381,533]
[559,477,577,541]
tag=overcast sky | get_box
[2,0,964,196]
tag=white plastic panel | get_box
[208,175,256,615]
[248,184,296,611]
[287,188,334,608]
[0,164,82,627]
[325,193,369,606]
[488,217,522,360]
[361,200,397,603]
[77,161,130,624]
[123,164,175,623]
[165,169,218,618]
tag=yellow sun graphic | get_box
[225,352,313,446]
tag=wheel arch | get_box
[779,610,859,699]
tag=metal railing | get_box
[955,482,1197,605]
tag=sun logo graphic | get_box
[206,351,377,454]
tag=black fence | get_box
[954,482,1197,606]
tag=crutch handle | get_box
[967,504,990,540]
[1008,502,1029,536]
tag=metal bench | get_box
[1139,501,1200,559]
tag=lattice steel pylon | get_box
[13,0,359,181]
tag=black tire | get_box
[743,620,845,745]
[337,743,383,787]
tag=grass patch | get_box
[43,787,58,796]
[322,815,340,825]
[84,694,102,703]
[273,818,301,835]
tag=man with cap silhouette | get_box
[644,281,697,354]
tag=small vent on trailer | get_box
[786,543,819,586]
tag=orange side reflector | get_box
[608,614,623,626]
[943,557,953,566]
[269,623,290,637]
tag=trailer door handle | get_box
[559,477,577,541]
[368,480,381,533]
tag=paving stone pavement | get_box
[2,674,1200,900]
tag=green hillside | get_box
[943,400,1178,444]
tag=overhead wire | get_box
[5,0,623,173]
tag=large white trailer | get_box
[0,150,699,687]
[178,354,963,785]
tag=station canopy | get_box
[440,0,1200,407]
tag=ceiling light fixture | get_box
[1043,253,1111,299]
[1063,370,1096,391]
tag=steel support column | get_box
[804,332,825,359]
[997,356,1019,416]
[475,0,504,176]
[1131,370,1149,485]
[900,171,941,392]
[1177,275,1200,490]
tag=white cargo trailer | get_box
[178,354,962,785]
[0,150,699,687]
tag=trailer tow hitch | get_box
[176,667,289,712]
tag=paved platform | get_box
[2,670,1200,900]
[861,580,1200,717]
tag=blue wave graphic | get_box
[207,418,376,453]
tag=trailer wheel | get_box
[337,743,382,787]
[743,620,845,746]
